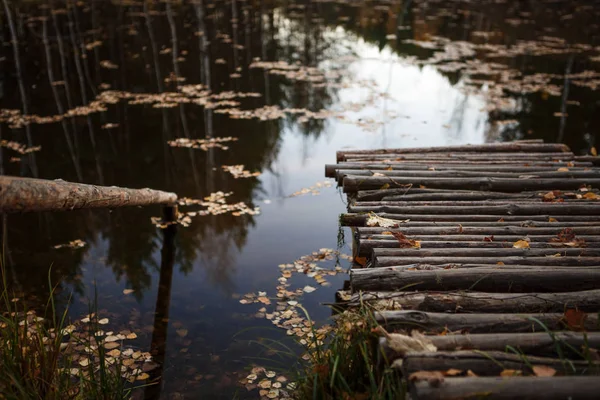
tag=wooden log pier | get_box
[328,141,600,399]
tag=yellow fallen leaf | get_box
[592,147,597,156]
[549,217,558,223]
[532,365,556,377]
[500,369,522,377]
[123,289,134,295]
[557,167,569,172]
[176,329,188,338]
[136,372,150,380]
[513,240,530,249]
[583,192,600,199]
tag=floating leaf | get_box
[123,289,134,295]
[303,286,316,293]
[176,329,188,338]
[98,318,109,325]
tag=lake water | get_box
[1,0,599,398]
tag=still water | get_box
[1,0,599,398]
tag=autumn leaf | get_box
[444,368,462,376]
[513,240,530,249]
[563,309,587,331]
[380,183,390,190]
[457,224,463,234]
[497,218,505,222]
[500,369,522,377]
[583,192,600,200]
[391,231,420,248]
[466,370,478,377]
[592,147,598,156]
[354,257,368,266]
[483,235,494,242]
[542,191,556,201]
[532,365,556,377]
[496,261,505,265]
[408,371,444,386]
[557,167,569,172]
[548,217,558,223]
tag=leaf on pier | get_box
[408,371,444,386]
[549,228,586,247]
[548,217,558,223]
[557,167,569,172]
[542,191,556,201]
[583,192,600,200]
[532,365,556,377]
[443,368,463,376]
[354,257,368,266]
[563,309,587,331]
[366,213,400,228]
[513,240,530,249]
[483,235,494,242]
[500,369,522,377]
[391,232,420,248]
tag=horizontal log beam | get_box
[374,256,600,267]
[338,289,600,312]
[357,240,600,257]
[409,376,600,400]
[348,203,600,215]
[375,310,600,333]
[326,163,593,178]
[356,226,600,235]
[0,176,177,213]
[351,267,600,293]
[341,175,600,192]
[372,248,599,258]
[336,143,571,161]
[398,350,600,377]
[343,214,600,226]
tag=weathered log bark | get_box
[372,248,599,258]
[351,267,600,293]
[375,310,600,333]
[397,350,600,377]
[343,214,600,225]
[348,203,600,215]
[574,155,600,165]
[352,188,597,202]
[342,214,600,227]
[357,240,600,257]
[341,175,600,192]
[335,143,571,162]
[0,176,177,213]
[342,152,573,160]
[356,226,600,236]
[360,264,600,272]
[339,289,600,312]
[409,376,600,400]
[326,163,593,178]
[359,235,600,243]
[374,256,600,267]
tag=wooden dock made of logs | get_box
[328,140,600,399]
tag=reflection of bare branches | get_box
[3,0,38,177]
[557,54,574,143]
[42,17,83,181]
[67,8,104,183]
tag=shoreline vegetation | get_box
[0,261,153,399]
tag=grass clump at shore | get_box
[294,306,405,400]
[0,265,138,400]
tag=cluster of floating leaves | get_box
[244,367,294,399]
[167,137,238,151]
[221,165,261,179]
[0,140,41,154]
[0,309,155,384]
[289,180,333,197]
[151,191,260,229]
[236,248,352,398]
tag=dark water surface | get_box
[1,0,600,398]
